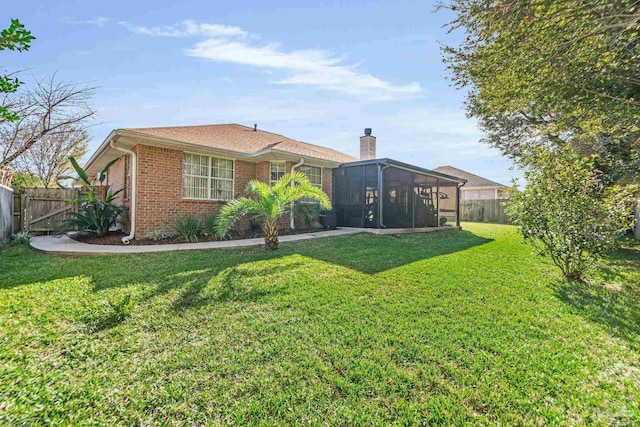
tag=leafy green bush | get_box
[293,202,322,230]
[248,216,262,232]
[506,148,639,281]
[145,229,172,241]
[10,231,31,245]
[174,215,202,243]
[200,211,220,238]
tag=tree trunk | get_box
[263,220,279,251]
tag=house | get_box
[84,123,356,240]
[432,166,510,201]
[83,124,465,242]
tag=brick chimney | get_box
[360,128,376,160]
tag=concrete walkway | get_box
[30,229,362,256]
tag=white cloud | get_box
[187,38,421,99]
[60,16,111,27]
[116,20,422,100]
[116,20,247,38]
[62,17,422,99]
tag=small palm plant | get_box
[216,171,331,250]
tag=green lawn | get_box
[1,223,639,425]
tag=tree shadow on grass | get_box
[552,279,640,351]
[1,231,492,294]
[168,261,304,311]
[605,245,640,269]
[295,230,493,275]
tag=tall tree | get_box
[14,127,89,188]
[440,0,640,181]
[10,171,43,189]
[0,19,34,122]
[0,75,96,168]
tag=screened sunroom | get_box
[332,159,466,230]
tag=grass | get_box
[0,223,638,425]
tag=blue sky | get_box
[3,0,518,184]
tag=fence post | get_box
[21,193,26,232]
[0,167,13,244]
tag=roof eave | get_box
[83,130,119,172]
[462,185,509,190]
[338,158,468,184]
[250,148,348,167]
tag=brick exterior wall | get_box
[106,155,131,232]
[322,167,332,201]
[234,161,255,198]
[110,144,336,237]
[359,135,376,160]
[134,144,259,235]
[255,161,270,184]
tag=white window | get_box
[270,161,286,186]
[299,165,322,188]
[298,165,322,203]
[183,153,234,200]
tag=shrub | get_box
[200,212,220,238]
[80,293,136,331]
[10,231,32,245]
[174,215,202,243]
[60,157,125,237]
[293,202,322,229]
[145,229,172,241]
[60,201,125,237]
[107,293,136,323]
[248,216,262,232]
[506,148,638,281]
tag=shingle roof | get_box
[432,166,507,188]
[121,123,357,164]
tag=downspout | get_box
[290,158,304,230]
[378,162,389,228]
[110,139,137,244]
[456,181,466,229]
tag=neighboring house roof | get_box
[122,123,357,164]
[432,166,507,188]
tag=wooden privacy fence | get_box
[13,188,85,234]
[460,199,510,224]
[1,185,12,244]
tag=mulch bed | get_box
[71,228,323,246]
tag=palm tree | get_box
[216,171,331,250]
